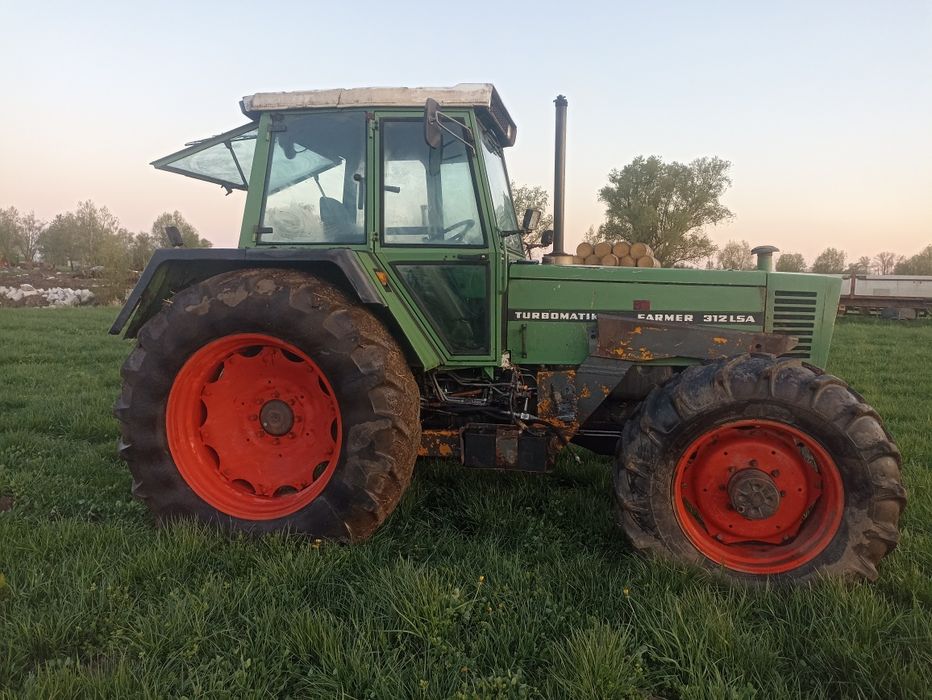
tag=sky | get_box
[1,0,930,263]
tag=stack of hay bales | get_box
[573,241,661,268]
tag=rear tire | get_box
[615,354,906,582]
[115,268,420,540]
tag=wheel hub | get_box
[728,468,781,520]
[166,333,342,521]
[673,419,844,574]
[260,399,294,436]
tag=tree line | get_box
[519,154,930,276]
[0,202,210,272]
[715,241,932,276]
[3,159,929,279]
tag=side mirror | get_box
[539,230,554,247]
[522,208,542,232]
[165,225,184,248]
[424,98,442,149]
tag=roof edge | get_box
[239,83,516,146]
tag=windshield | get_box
[479,131,521,252]
[152,124,257,191]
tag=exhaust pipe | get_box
[543,94,574,265]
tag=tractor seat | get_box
[319,196,358,242]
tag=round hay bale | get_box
[572,255,585,264]
[612,240,631,257]
[576,241,594,258]
[630,242,653,259]
[593,241,613,258]
[601,253,619,266]
[636,255,661,268]
[583,254,602,265]
[619,255,637,267]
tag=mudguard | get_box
[110,248,385,338]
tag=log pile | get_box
[573,241,661,268]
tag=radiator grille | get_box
[771,290,818,359]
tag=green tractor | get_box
[112,84,905,583]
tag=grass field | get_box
[1,308,930,698]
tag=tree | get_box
[510,182,553,246]
[716,240,754,270]
[151,211,212,248]
[72,200,126,269]
[776,252,807,272]
[873,251,900,275]
[0,207,21,265]
[894,244,932,275]
[811,247,846,274]
[594,155,731,265]
[17,211,45,266]
[39,213,80,269]
[129,232,158,271]
[38,201,127,271]
[854,256,873,274]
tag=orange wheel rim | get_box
[166,333,342,520]
[673,419,843,575]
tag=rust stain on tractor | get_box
[594,315,797,361]
[419,429,460,459]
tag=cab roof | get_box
[240,83,516,146]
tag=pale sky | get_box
[1,0,930,264]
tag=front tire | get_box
[115,268,420,540]
[615,354,906,582]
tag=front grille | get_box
[771,290,817,359]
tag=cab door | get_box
[371,111,500,366]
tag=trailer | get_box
[838,274,932,319]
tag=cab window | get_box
[381,120,484,246]
[260,111,366,244]
[479,130,521,253]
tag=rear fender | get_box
[110,248,385,338]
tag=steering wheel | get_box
[442,218,476,242]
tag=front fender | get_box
[110,248,385,338]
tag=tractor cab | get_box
[151,84,531,364]
[153,84,525,252]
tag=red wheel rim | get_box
[166,333,342,520]
[673,419,843,574]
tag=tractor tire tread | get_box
[114,268,420,541]
[614,353,905,582]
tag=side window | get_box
[261,111,366,244]
[382,120,484,246]
[395,264,489,353]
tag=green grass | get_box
[1,309,930,698]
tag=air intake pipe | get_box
[542,94,574,265]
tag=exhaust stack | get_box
[542,94,574,265]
